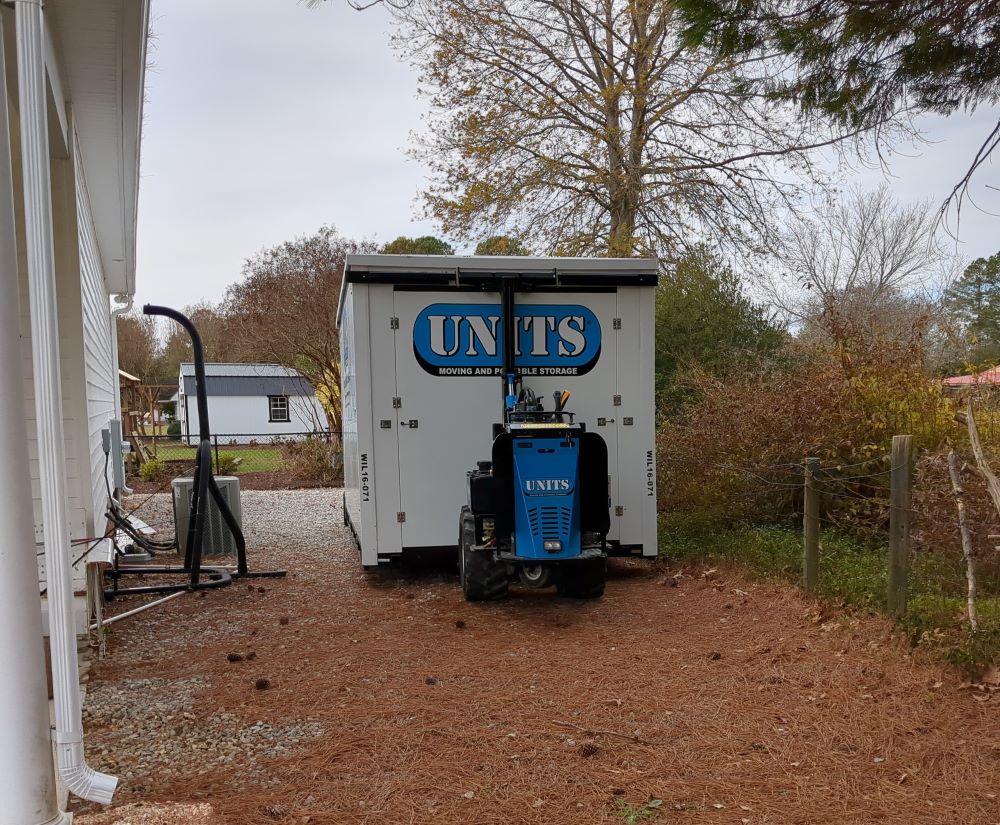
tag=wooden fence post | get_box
[946,450,978,632]
[888,435,913,616]
[803,457,819,594]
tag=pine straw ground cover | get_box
[76,490,1000,825]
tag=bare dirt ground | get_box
[76,489,1000,825]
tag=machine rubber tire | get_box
[459,506,508,601]
[557,557,606,599]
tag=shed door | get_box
[392,288,619,548]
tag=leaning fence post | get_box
[213,434,221,474]
[888,435,913,616]
[946,450,978,632]
[803,457,820,594]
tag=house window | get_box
[268,395,290,423]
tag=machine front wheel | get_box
[459,506,508,601]
[557,557,606,599]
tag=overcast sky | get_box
[134,0,1000,311]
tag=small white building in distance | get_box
[177,363,328,444]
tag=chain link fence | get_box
[127,431,343,491]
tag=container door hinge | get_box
[615,505,625,517]
[397,511,406,523]
[392,397,402,408]
[613,394,622,406]
[612,318,622,330]
[390,317,399,330]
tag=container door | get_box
[612,286,651,549]
[514,291,620,541]
[368,286,403,555]
[393,289,501,548]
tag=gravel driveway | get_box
[76,488,1000,825]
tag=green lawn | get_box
[153,443,285,474]
[135,423,170,436]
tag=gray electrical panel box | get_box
[108,419,127,492]
[172,476,243,557]
[336,254,659,568]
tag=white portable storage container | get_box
[337,255,659,567]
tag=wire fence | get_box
[127,431,343,490]
[657,427,1000,675]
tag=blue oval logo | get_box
[412,303,601,377]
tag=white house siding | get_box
[75,139,116,537]
[19,147,114,597]
[181,393,327,445]
[20,158,88,547]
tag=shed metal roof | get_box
[180,363,304,378]
[178,363,315,398]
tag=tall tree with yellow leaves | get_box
[392,0,869,258]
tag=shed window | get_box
[268,395,290,423]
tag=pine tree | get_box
[677,0,1000,190]
[381,236,454,255]
[944,251,1000,364]
[655,246,786,411]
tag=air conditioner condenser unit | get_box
[172,475,243,557]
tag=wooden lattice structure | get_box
[119,369,176,467]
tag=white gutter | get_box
[0,11,65,824]
[15,0,117,805]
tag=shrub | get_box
[282,437,342,486]
[216,452,240,475]
[139,458,168,483]
[657,343,955,532]
[166,420,181,439]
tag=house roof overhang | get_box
[44,0,149,297]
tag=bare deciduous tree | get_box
[223,225,377,434]
[779,187,947,308]
[768,186,960,369]
[116,311,160,380]
[390,0,872,258]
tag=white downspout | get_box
[15,0,117,805]
[110,293,133,422]
[0,11,66,825]
[110,293,134,495]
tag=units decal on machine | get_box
[412,303,602,377]
[524,478,573,493]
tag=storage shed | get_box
[177,363,327,443]
[337,254,659,567]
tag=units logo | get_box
[524,478,572,493]
[412,303,602,377]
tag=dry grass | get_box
[76,505,1000,825]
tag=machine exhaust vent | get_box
[527,505,571,541]
[172,476,243,557]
